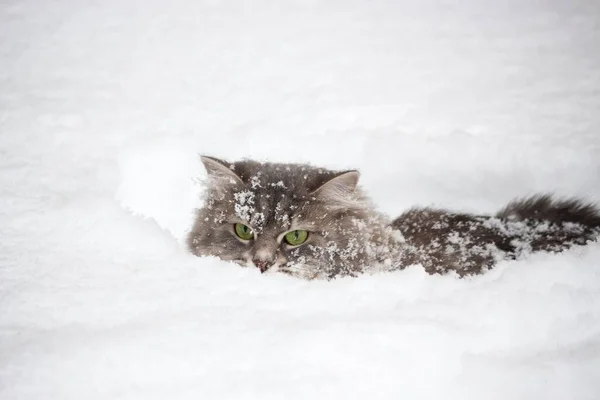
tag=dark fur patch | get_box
[496,194,600,227]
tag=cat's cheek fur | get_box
[278,239,338,278]
[189,222,253,263]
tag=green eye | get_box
[284,230,309,246]
[234,223,254,240]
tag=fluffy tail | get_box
[496,194,600,227]
[392,194,600,276]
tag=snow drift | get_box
[1,0,600,399]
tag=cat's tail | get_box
[496,194,600,227]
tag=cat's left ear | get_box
[200,155,244,185]
[311,170,360,199]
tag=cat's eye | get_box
[234,223,254,240]
[284,230,309,246]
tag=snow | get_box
[1,0,600,399]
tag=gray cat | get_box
[188,156,600,279]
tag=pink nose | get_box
[253,259,274,273]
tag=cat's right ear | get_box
[311,170,360,199]
[200,155,244,185]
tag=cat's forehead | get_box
[231,160,339,192]
[230,185,307,233]
[220,162,334,233]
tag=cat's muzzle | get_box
[253,259,274,273]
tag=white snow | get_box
[2,0,600,399]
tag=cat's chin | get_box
[227,258,326,280]
[230,258,284,275]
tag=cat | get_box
[187,156,600,279]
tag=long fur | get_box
[496,194,600,227]
[189,157,600,279]
[393,194,600,276]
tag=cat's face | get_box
[187,156,375,279]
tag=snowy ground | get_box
[2,0,600,399]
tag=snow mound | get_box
[2,0,600,399]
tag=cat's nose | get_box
[253,259,274,273]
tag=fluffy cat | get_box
[187,156,600,279]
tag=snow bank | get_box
[2,0,600,399]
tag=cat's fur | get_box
[188,156,600,279]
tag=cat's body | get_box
[394,196,600,276]
[188,156,600,279]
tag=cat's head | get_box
[187,156,378,279]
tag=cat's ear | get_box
[200,155,243,185]
[311,170,360,199]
